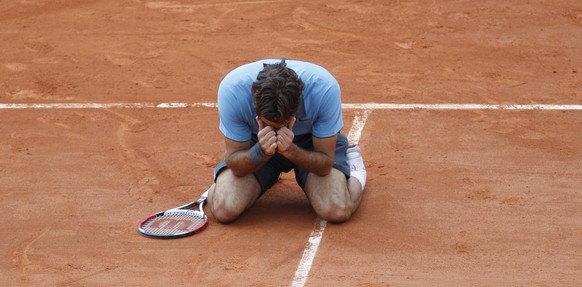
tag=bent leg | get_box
[305,168,363,223]
[209,168,261,223]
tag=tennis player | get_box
[208,58,366,223]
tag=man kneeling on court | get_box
[208,58,366,223]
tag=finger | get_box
[259,126,275,139]
[257,116,264,131]
[288,116,296,130]
[266,139,278,155]
[276,137,286,151]
[270,142,278,153]
[277,132,293,148]
[276,125,293,140]
[265,131,278,143]
[266,129,277,139]
[276,130,291,142]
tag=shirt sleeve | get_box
[217,80,253,142]
[312,79,343,138]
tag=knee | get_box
[209,187,245,224]
[211,201,242,224]
[211,171,259,223]
[317,203,352,223]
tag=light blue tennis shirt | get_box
[218,59,343,142]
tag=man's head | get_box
[251,58,304,126]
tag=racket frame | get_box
[137,190,209,239]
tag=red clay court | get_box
[1,1,581,286]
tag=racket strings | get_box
[142,210,206,236]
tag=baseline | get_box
[2,102,582,110]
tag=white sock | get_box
[347,146,366,190]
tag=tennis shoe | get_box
[346,144,366,190]
[347,144,365,172]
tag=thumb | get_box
[256,116,264,130]
[288,116,296,130]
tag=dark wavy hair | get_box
[251,59,304,124]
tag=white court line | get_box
[290,110,371,287]
[291,219,327,287]
[2,102,582,110]
[347,110,371,145]
[342,103,582,110]
[0,102,218,109]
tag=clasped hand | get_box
[256,117,296,157]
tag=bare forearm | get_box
[225,148,270,177]
[282,144,333,176]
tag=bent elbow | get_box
[231,169,247,177]
[314,163,334,177]
[226,164,247,177]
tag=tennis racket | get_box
[138,189,209,239]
